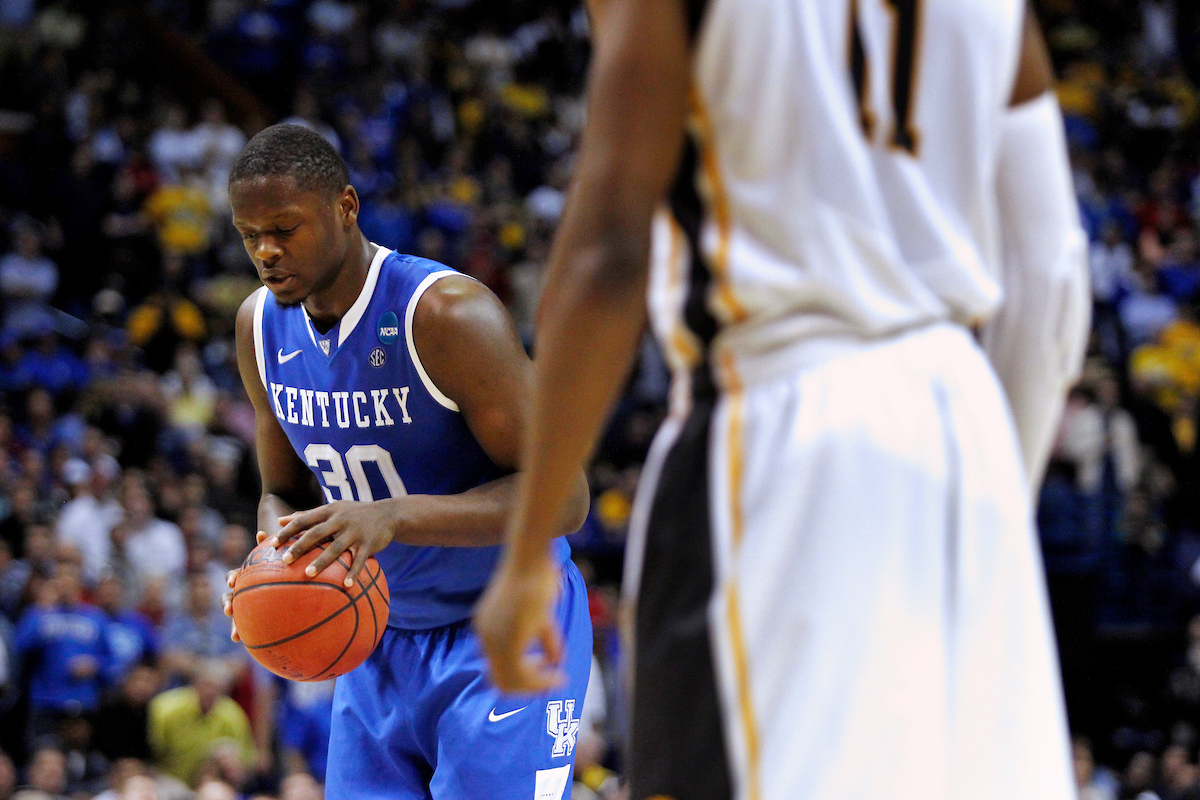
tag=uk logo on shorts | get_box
[546,700,580,758]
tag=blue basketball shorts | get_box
[325,561,593,800]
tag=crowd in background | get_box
[1,0,1200,799]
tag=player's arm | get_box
[269,274,590,582]
[402,273,593,542]
[981,6,1090,492]
[223,290,323,641]
[476,0,692,692]
[233,291,322,534]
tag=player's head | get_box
[229,123,358,307]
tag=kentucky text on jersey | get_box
[268,383,414,428]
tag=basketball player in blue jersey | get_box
[220,123,592,800]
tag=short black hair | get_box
[229,123,349,196]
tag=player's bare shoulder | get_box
[409,273,531,472]
[234,287,269,405]
[412,275,518,349]
[411,276,530,405]
[235,287,261,343]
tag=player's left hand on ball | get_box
[270,501,397,587]
[474,552,565,694]
[222,569,240,642]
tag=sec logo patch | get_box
[378,311,400,345]
[369,348,386,368]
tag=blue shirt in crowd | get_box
[14,603,112,712]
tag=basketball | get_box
[231,540,389,682]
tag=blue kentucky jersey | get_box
[253,246,567,629]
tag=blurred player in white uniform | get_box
[477,1,1090,799]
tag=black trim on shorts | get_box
[668,133,719,399]
[630,396,732,800]
[685,0,712,43]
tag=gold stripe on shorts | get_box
[719,351,761,800]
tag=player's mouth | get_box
[261,273,296,290]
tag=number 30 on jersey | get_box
[304,443,408,502]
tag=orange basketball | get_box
[231,540,389,681]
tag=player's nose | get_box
[255,238,284,266]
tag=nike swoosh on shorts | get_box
[488,705,529,722]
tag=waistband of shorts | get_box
[713,320,974,390]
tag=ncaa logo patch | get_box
[368,347,387,368]
[378,311,400,345]
[546,700,580,758]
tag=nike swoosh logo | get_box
[488,705,529,722]
[277,348,302,364]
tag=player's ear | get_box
[337,185,359,228]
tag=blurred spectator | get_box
[215,525,250,577]
[18,527,54,582]
[1140,0,1178,69]
[0,540,31,620]
[280,89,340,152]
[178,474,225,549]
[159,572,245,686]
[160,346,216,443]
[93,667,158,764]
[125,290,207,375]
[192,743,251,798]
[88,760,153,800]
[93,575,157,685]
[184,539,228,612]
[193,780,235,800]
[1123,751,1161,800]
[109,478,185,610]
[58,715,108,797]
[48,145,110,314]
[1158,744,1199,800]
[16,388,82,458]
[148,660,255,787]
[199,439,251,531]
[0,749,14,800]
[142,170,211,262]
[88,372,166,468]
[117,775,162,800]
[13,567,111,745]
[54,459,120,586]
[190,100,245,212]
[1058,381,1142,497]
[19,746,67,800]
[0,226,57,341]
[100,170,157,302]
[278,773,320,800]
[0,483,38,561]
[1122,261,1181,348]
[146,105,198,186]
[19,334,88,399]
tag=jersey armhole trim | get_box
[405,270,461,412]
[252,286,268,390]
